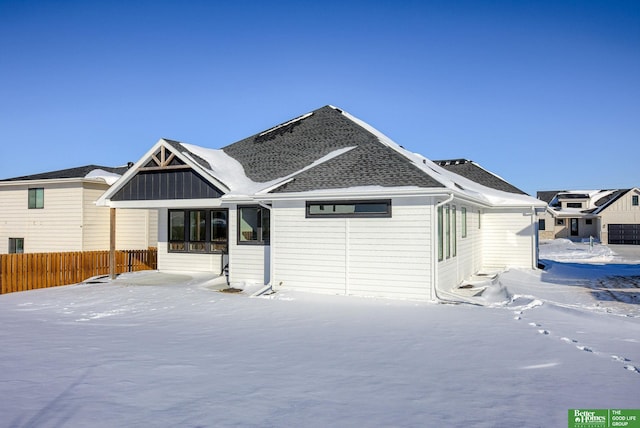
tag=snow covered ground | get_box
[0,240,638,427]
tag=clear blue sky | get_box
[1,0,638,195]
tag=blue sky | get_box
[1,0,638,195]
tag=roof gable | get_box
[100,140,226,204]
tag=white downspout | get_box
[431,194,454,301]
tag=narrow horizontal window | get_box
[306,200,391,218]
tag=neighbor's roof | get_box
[434,159,526,195]
[538,189,632,215]
[0,165,129,183]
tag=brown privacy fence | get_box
[0,248,157,295]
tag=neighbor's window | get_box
[566,202,582,208]
[306,200,391,218]
[28,188,44,209]
[238,206,270,245]
[169,209,228,253]
[585,219,593,225]
[556,219,565,226]
[633,195,639,206]
[8,238,24,254]
[461,207,467,238]
[538,219,546,230]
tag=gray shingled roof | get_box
[536,190,563,204]
[0,165,130,182]
[434,159,527,195]
[222,105,443,193]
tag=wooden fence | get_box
[0,248,157,295]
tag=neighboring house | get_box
[0,165,157,254]
[536,189,640,245]
[98,105,545,300]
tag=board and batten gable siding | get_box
[437,203,484,290]
[156,208,225,273]
[481,208,536,269]
[272,197,433,300]
[0,182,84,253]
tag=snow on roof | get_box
[84,168,122,185]
[179,142,357,197]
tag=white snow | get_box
[84,169,122,185]
[1,240,638,427]
[180,142,357,197]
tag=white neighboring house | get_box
[537,188,640,244]
[98,105,545,301]
[0,165,157,254]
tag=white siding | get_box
[482,208,536,269]
[227,205,268,285]
[272,197,433,300]
[0,182,84,253]
[0,182,157,254]
[437,203,484,290]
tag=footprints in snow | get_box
[514,307,639,375]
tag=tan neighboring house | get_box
[0,165,157,254]
[537,188,640,245]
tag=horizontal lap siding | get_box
[273,198,431,299]
[0,183,84,253]
[482,208,534,269]
[227,205,266,285]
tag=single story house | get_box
[98,105,545,300]
[0,165,157,254]
[537,188,640,245]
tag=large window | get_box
[238,206,270,245]
[28,188,44,209]
[169,209,228,253]
[8,238,24,254]
[306,200,391,218]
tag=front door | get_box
[570,218,579,236]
